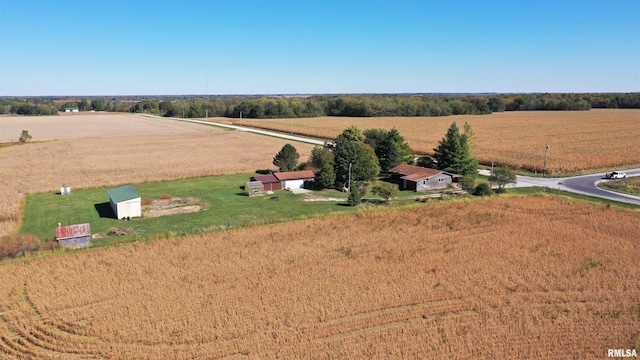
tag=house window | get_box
[438,178,443,182]
[421,180,427,186]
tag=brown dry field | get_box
[0,196,638,358]
[0,113,212,143]
[0,117,315,236]
[229,109,640,174]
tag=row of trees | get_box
[273,122,482,203]
[3,93,638,117]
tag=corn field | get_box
[0,196,638,358]
[232,109,640,174]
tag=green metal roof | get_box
[106,185,140,203]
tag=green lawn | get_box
[19,172,638,251]
[20,173,359,246]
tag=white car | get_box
[605,171,626,179]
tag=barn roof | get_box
[56,223,91,240]
[274,170,315,181]
[107,185,140,203]
[253,174,279,184]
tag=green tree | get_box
[19,130,32,142]
[315,162,336,189]
[459,176,476,190]
[91,98,107,111]
[364,128,413,171]
[309,146,334,169]
[347,191,362,206]
[474,183,492,196]
[371,182,399,205]
[273,144,299,172]
[333,127,380,187]
[489,167,517,192]
[433,122,478,178]
[78,99,90,111]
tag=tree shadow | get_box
[94,202,116,219]
[255,169,274,175]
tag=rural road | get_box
[143,115,328,146]
[148,115,640,206]
[480,169,640,206]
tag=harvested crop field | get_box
[0,196,638,358]
[229,109,640,174]
[0,128,315,236]
[0,113,211,143]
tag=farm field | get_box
[228,109,640,174]
[0,117,316,237]
[0,196,638,358]
[0,113,212,143]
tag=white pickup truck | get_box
[605,171,626,179]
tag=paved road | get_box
[143,115,328,146]
[147,114,640,206]
[480,169,640,206]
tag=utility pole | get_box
[543,140,550,177]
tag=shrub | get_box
[347,191,362,206]
[0,234,40,259]
[159,194,173,200]
[41,239,60,251]
[474,183,492,196]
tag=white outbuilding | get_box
[106,185,141,219]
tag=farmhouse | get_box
[388,164,458,191]
[106,185,141,219]
[56,223,91,248]
[64,107,79,112]
[274,170,315,190]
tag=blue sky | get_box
[0,0,638,96]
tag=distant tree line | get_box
[1,93,638,117]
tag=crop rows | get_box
[230,109,640,173]
[0,196,637,358]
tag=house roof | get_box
[273,170,315,181]
[253,174,279,184]
[106,185,140,203]
[401,170,444,181]
[389,164,434,175]
[389,164,443,176]
[389,164,460,180]
[56,223,91,240]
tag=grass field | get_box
[599,177,640,196]
[1,196,638,358]
[20,173,467,245]
[228,109,640,174]
[0,121,316,237]
[21,173,354,244]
